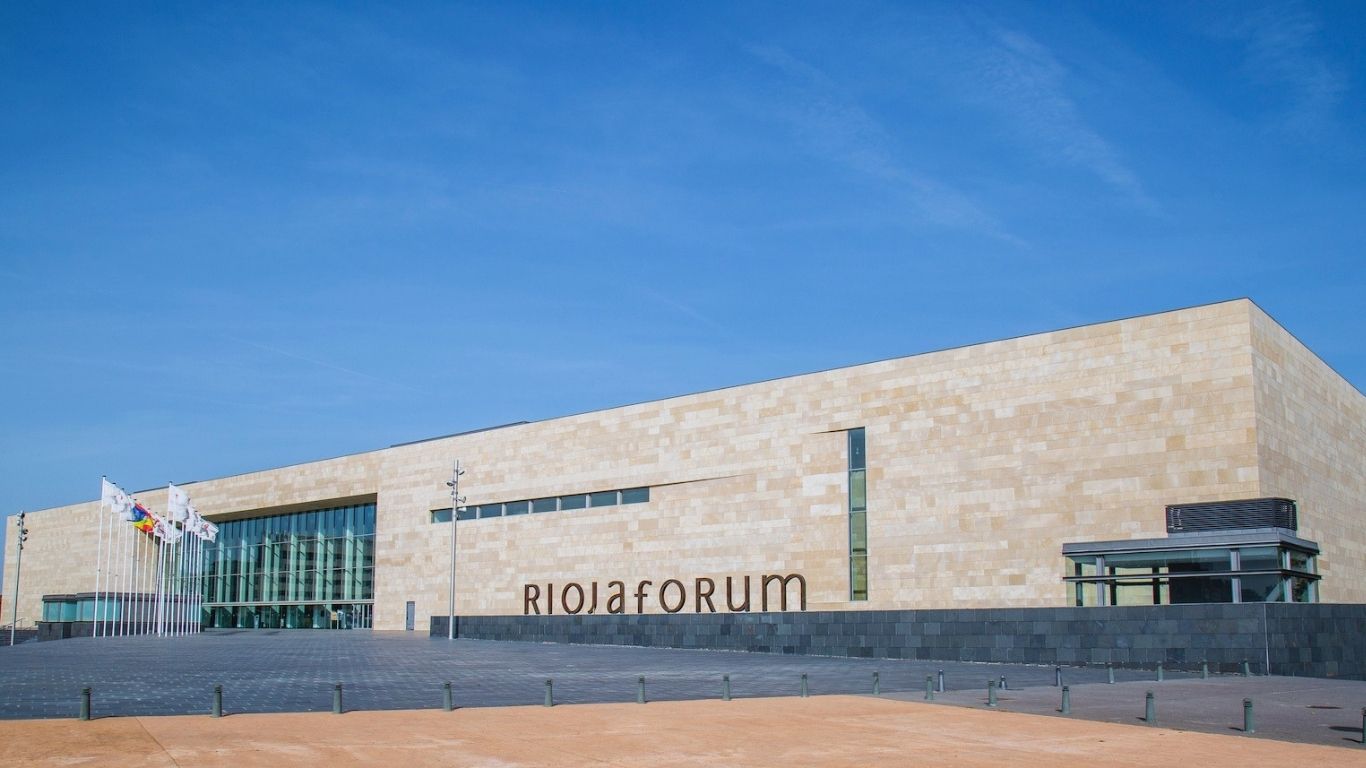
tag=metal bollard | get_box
[1061,685,1071,715]
[722,674,731,701]
[332,683,343,715]
[924,675,934,701]
[872,671,880,695]
[443,681,453,712]
[1242,659,1251,677]
[544,679,554,707]
[1243,698,1255,734]
[1201,660,1209,679]
[1054,666,1062,687]
[1107,662,1115,684]
[637,676,646,704]
[937,669,945,693]
[987,680,998,708]
[1144,691,1156,725]
[1156,662,1164,682]
[212,684,223,718]
[79,687,91,721]
[1360,707,1365,746]
[999,675,1007,691]
[800,673,809,698]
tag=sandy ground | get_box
[2,695,1364,767]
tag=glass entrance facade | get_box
[201,502,375,629]
[1064,542,1319,607]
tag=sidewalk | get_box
[2,695,1363,767]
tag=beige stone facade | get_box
[5,299,1364,630]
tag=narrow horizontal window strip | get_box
[430,486,650,523]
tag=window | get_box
[589,491,619,507]
[456,507,477,521]
[440,486,652,522]
[621,487,650,504]
[848,427,868,601]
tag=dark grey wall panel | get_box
[432,603,1366,680]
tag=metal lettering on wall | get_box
[522,574,807,615]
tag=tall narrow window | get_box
[848,427,868,601]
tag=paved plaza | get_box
[0,629,1198,718]
[0,630,1361,750]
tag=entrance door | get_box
[405,601,415,631]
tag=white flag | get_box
[184,502,203,535]
[199,519,219,543]
[167,483,191,523]
[101,478,133,518]
[153,516,183,542]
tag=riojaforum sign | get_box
[523,574,807,615]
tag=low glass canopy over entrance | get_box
[1063,529,1319,607]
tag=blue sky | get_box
[2,1,1364,566]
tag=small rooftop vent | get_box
[1166,497,1297,533]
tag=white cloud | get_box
[964,27,1160,214]
[747,44,1020,244]
[1221,3,1346,132]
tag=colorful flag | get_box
[130,503,156,533]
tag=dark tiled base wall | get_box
[432,603,1366,680]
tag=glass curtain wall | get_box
[202,502,376,629]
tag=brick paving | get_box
[2,629,1361,749]
[0,629,1194,719]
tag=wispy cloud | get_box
[223,335,426,394]
[636,287,732,336]
[747,44,1020,244]
[1219,3,1346,133]
[964,27,1160,215]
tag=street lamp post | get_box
[446,461,465,640]
[10,512,28,646]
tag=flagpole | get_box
[186,533,194,635]
[102,498,117,638]
[194,533,202,633]
[94,481,106,638]
[139,530,151,634]
[115,521,125,636]
[136,524,146,634]
[175,533,182,637]
[174,534,180,637]
[155,535,165,636]
[174,533,181,637]
[184,526,191,634]
[121,521,132,636]
[171,533,179,636]
[130,527,140,635]
[179,530,187,636]
[114,522,123,637]
[192,534,199,633]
